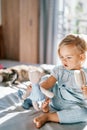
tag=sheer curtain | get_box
[39,0,65,65]
[39,0,56,64]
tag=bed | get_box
[0,60,87,130]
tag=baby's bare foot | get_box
[33,113,49,128]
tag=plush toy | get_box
[18,70,54,111]
[74,69,87,99]
[74,69,86,88]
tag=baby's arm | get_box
[39,75,57,89]
[39,75,57,98]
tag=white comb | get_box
[74,69,86,88]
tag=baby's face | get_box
[59,45,84,70]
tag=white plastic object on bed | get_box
[74,69,86,88]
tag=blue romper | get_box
[50,65,87,123]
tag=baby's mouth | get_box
[64,64,68,67]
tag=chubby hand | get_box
[41,98,50,113]
[81,85,87,99]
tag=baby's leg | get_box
[57,107,87,123]
[33,112,59,128]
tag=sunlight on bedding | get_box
[83,125,87,130]
[0,87,17,98]
[0,103,22,114]
[0,110,31,125]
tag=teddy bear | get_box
[18,70,54,111]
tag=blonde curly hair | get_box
[58,34,87,56]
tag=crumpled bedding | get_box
[0,83,87,130]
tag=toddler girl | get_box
[33,34,87,128]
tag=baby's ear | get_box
[80,53,86,61]
[40,87,54,98]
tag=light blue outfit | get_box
[50,65,87,124]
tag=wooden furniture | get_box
[1,0,39,63]
[0,26,4,59]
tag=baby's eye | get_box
[60,56,63,59]
[67,56,72,59]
